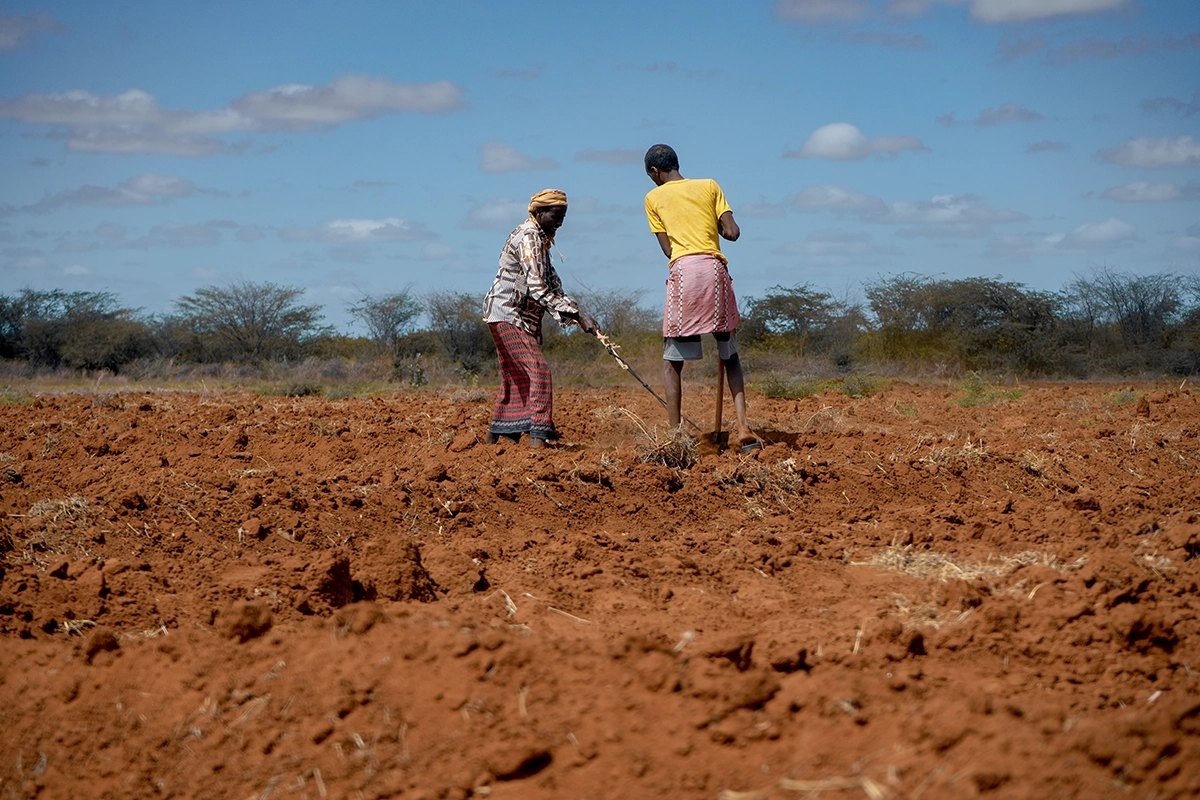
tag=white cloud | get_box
[25,173,200,212]
[0,12,65,51]
[575,148,642,166]
[1142,91,1200,117]
[1170,224,1200,253]
[1171,234,1200,253]
[775,0,868,24]
[280,217,435,243]
[887,0,1127,21]
[886,0,964,15]
[1059,217,1137,249]
[869,194,1027,227]
[0,75,465,157]
[230,75,462,131]
[55,239,101,254]
[786,123,927,161]
[792,188,1024,238]
[1098,136,1200,169]
[793,184,887,213]
[1004,34,1196,65]
[781,229,899,265]
[1048,35,1153,64]
[66,127,231,157]
[971,0,1130,23]
[1101,181,1200,203]
[462,199,528,230]
[975,103,1043,127]
[64,264,91,276]
[3,253,57,272]
[479,142,559,174]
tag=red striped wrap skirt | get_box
[488,321,558,441]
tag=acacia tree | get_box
[172,281,330,363]
[865,275,1061,372]
[347,288,422,354]
[0,289,152,370]
[424,290,493,372]
[1065,268,1182,349]
[741,283,866,364]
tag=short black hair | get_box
[644,144,679,173]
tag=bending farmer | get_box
[482,188,598,448]
[643,144,760,451]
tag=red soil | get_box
[1,381,1198,799]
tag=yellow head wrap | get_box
[528,189,568,216]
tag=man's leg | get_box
[721,352,757,445]
[663,359,684,429]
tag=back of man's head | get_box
[644,144,679,173]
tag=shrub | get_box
[954,372,1023,407]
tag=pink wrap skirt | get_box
[663,253,740,337]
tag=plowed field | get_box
[1,381,1198,799]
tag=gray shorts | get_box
[663,331,738,362]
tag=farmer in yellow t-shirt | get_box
[644,144,760,452]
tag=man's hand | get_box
[575,311,600,335]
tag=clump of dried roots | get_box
[618,408,697,470]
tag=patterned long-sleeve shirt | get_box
[482,218,579,340]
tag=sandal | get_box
[739,438,764,454]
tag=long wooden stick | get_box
[594,330,701,432]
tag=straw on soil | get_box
[856,545,1083,583]
[29,495,92,524]
[618,408,697,470]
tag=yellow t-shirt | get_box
[644,178,732,264]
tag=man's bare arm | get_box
[655,232,672,258]
[718,211,740,242]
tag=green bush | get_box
[753,371,830,400]
[954,372,1023,407]
[837,372,890,398]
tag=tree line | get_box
[1,268,1198,379]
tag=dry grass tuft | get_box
[90,393,125,410]
[619,409,698,470]
[448,386,491,404]
[309,419,335,436]
[1018,449,1051,476]
[802,406,844,435]
[716,458,805,517]
[59,619,97,636]
[30,495,93,524]
[719,774,890,800]
[921,437,988,469]
[857,545,1083,583]
[891,594,973,631]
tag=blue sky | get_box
[1,0,1198,332]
